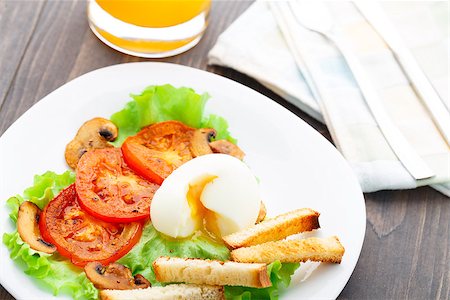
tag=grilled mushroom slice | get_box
[65,118,118,169]
[209,140,245,160]
[85,262,151,290]
[17,201,56,254]
[190,128,216,157]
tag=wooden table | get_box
[0,1,448,299]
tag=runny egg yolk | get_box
[186,175,222,241]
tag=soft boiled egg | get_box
[150,154,260,239]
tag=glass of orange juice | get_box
[87,0,211,58]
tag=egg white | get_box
[150,154,260,238]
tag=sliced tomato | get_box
[76,148,159,222]
[39,184,142,266]
[121,121,195,185]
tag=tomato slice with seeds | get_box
[121,121,195,185]
[39,184,142,266]
[76,148,159,223]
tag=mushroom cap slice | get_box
[65,117,118,169]
[84,262,151,290]
[190,128,216,157]
[17,201,56,254]
[209,140,245,160]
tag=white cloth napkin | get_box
[208,1,450,196]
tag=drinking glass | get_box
[87,0,211,58]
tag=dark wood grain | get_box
[0,1,448,300]
[0,0,45,110]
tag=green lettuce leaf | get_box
[7,170,76,223]
[110,84,236,145]
[225,261,300,300]
[118,223,230,284]
[6,196,22,223]
[23,171,76,210]
[2,171,98,300]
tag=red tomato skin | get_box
[121,141,164,185]
[39,185,77,259]
[121,120,195,185]
[39,184,143,267]
[75,148,159,223]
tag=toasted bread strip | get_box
[223,208,320,248]
[231,236,345,264]
[100,284,224,300]
[153,257,271,288]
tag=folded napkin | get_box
[208,1,450,196]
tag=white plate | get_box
[0,62,365,300]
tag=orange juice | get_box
[96,0,211,27]
[88,0,211,57]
